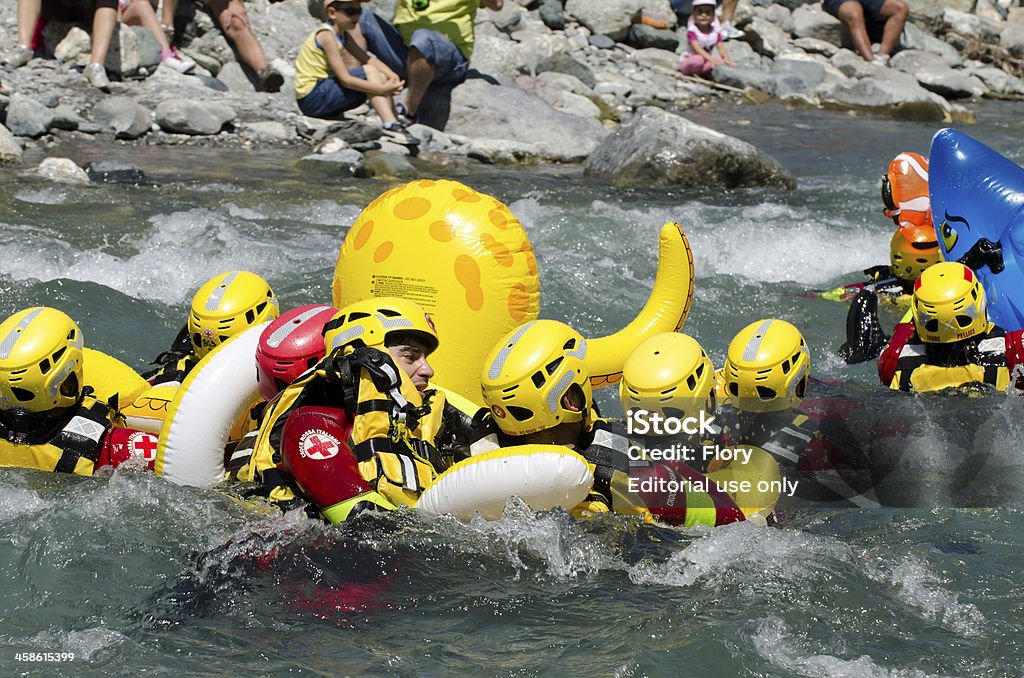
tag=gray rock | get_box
[584,107,796,189]
[830,49,880,78]
[298,116,383,144]
[50,105,84,131]
[904,0,946,22]
[1002,22,1024,57]
[755,3,795,34]
[819,72,951,120]
[631,47,681,73]
[407,124,453,153]
[92,97,152,139]
[902,23,962,67]
[539,0,566,30]
[129,25,163,72]
[5,96,54,138]
[298,150,366,176]
[556,91,602,119]
[480,2,523,33]
[245,121,290,141]
[39,94,60,108]
[363,150,418,178]
[470,35,526,79]
[725,39,768,68]
[0,124,23,164]
[154,99,236,135]
[771,58,827,97]
[942,9,1001,41]
[891,51,986,99]
[976,0,1007,24]
[537,71,594,95]
[712,64,779,93]
[792,3,842,45]
[626,25,679,51]
[216,61,256,92]
[745,17,794,58]
[85,161,148,184]
[793,37,840,58]
[54,27,91,65]
[536,53,597,88]
[589,34,616,49]
[968,65,1024,97]
[445,78,605,162]
[565,0,644,41]
[37,157,90,185]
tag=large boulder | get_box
[91,97,152,139]
[565,0,644,41]
[818,71,952,120]
[445,78,605,162]
[583,106,796,190]
[890,51,986,99]
[154,99,236,135]
[4,96,53,138]
[792,4,842,45]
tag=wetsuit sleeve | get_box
[878,322,915,388]
[839,288,890,364]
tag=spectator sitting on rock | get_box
[678,0,733,78]
[201,0,284,91]
[357,0,504,127]
[5,0,119,91]
[295,0,415,143]
[823,0,908,64]
[119,0,196,73]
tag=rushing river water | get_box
[1,101,1023,676]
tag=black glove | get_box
[839,288,889,364]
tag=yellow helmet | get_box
[0,307,84,413]
[722,319,809,413]
[323,297,439,357]
[189,271,279,358]
[911,262,992,343]
[481,320,591,437]
[619,333,715,420]
[890,223,941,283]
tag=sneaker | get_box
[720,21,744,40]
[161,47,195,74]
[258,65,284,93]
[4,44,33,68]
[381,121,420,146]
[395,102,416,125]
[84,62,111,91]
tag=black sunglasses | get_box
[330,3,362,16]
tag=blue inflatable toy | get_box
[929,129,1024,332]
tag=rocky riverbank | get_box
[1,0,1022,189]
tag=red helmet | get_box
[255,304,338,400]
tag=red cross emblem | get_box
[299,429,340,460]
[128,431,159,461]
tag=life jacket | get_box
[241,347,446,509]
[0,392,121,476]
[145,353,198,388]
[881,326,1021,393]
[719,406,878,508]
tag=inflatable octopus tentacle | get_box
[586,222,695,388]
[81,347,151,411]
[155,322,268,487]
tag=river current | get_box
[1,101,1022,676]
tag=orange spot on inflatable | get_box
[508,284,531,322]
[452,187,481,203]
[353,220,374,251]
[374,241,394,263]
[429,219,454,243]
[482,234,513,267]
[394,197,432,221]
[489,208,511,229]
[521,244,537,276]
[454,255,484,311]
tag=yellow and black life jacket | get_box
[145,354,199,388]
[0,393,121,476]
[572,420,656,523]
[240,347,445,509]
[888,328,1013,393]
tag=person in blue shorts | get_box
[357,0,503,126]
[823,0,907,64]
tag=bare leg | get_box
[16,0,42,47]
[877,0,908,57]
[363,63,397,124]
[403,47,433,117]
[208,0,267,72]
[90,6,117,65]
[123,0,171,53]
[161,0,178,31]
[720,0,738,24]
[837,0,874,62]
